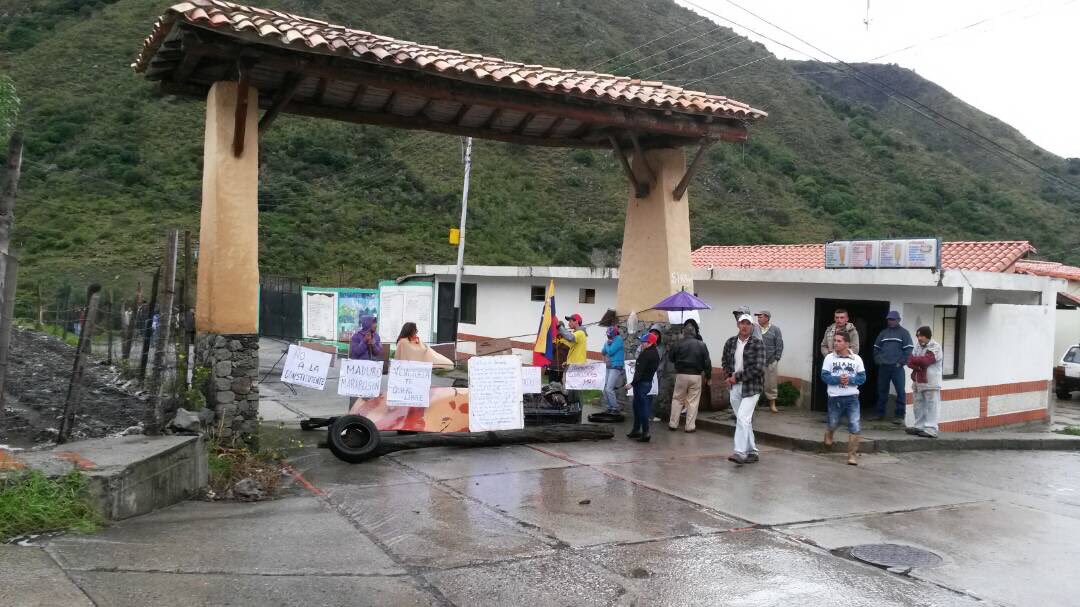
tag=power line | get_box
[632,35,746,79]
[586,12,710,70]
[679,55,773,88]
[607,26,729,74]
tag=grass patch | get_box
[205,422,307,500]
[1056,426,1080,436]
[0,470,103,539]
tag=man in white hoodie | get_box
[906,326,943,438]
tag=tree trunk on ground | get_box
[371,423,613,457]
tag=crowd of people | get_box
[346,303,945,467]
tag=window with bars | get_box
[579,288,595,304]
[530,286,546,302]
[932,305,965,379]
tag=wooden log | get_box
[122,281,142,361]
[139,268,160,381]
[371,423,613,457]
[144,230,178,435]
[0,253,17,415]
[0,132,23,256]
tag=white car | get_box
[1055,344,1080,400]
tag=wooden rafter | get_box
[673,140,713,201]
[609,135,648,198]
[629,133,655,187]
[480,108,502,130]
[313,77,329,104]
[380,91,397,113]
[347,82,367,108]
[539,115,565,139]
[514,113,535,136]
[172,51,203,83]
[413,98,434,119]
[258,73,302,134]
[450,102,471,126]
[232,57,254,157]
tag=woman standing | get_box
[394,322,453,369]
[601,326,626,415]
[629,332,660,443]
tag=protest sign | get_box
[468,355,524,431]
[624,360,659,396]
[521,366,542,394]
[281,345,332,390]
[564,362,606,390]
[386,360,433,407]
[337,359,383,398]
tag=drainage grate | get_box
[849,544,943,570]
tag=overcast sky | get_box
[678,0,1079,159]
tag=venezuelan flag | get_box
[532,280,557,366]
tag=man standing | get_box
[557,314,588,365]
[756,310,784,413]
[723,314,766,464]
[822,331,866,465]
[872,310,914,424]
[733,305,763,340]
[601,326,625,416]
[820,308,860,357]
[628,332,660,443]
[907,326,943,438]
[668,324,712,432]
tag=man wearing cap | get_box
[872,310,914,424]
[628,332,661,442]
[668,323,712,432]
[557,314,589,365]
[723,314,767,464]
[733,305,763,340]
[755,310,784,413]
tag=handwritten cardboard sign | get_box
[564,362,606,390]
[281,345,332,390]
[386,360,433,407]
[521,366,542,394]
[337,359,383,398]
[624,360,658,396]
[468,355,524,431]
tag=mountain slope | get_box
[1,0,1076,306]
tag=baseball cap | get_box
[755,310,771,318]
[886,310,901,320]
[639,332,658,345]
[737,314,754,323]
[565,314,583,323]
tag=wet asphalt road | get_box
[12,401,1080,607]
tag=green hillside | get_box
[1,0,1077,305]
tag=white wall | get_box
[1054,308,1080,364]
[957,301,1054,387]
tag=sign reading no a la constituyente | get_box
[281,344,333,390]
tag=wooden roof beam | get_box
[347,82,367,108]
[673,139,712,201]
[629,132,655,188]
[313,77,329,105]
[258,73,302,135]
[233,57,255,157]
[609,135,649,198]
[539,116,565,139]
[514,113,535,136]
[450,102,471,126]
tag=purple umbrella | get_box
[652,290,712,311]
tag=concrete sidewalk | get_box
[696,407,1080,453]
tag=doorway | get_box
[436,283,456,343]
[810,298,890,412]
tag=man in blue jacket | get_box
[872,310,914,424]
[601,326,626,415]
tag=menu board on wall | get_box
[825,239,940,270]
[379,282,434,344]
[302,290,338,341]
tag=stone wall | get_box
[619,319,729,416]
[195,334,259,442]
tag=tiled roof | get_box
[133,0,767,122]
[1014,260,1080,282]
[691,241,1035,272]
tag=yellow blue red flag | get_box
[532,280,557,366]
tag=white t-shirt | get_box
[822,352,865,397]
[734,336,748,376]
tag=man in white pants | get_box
[723,314,767,464]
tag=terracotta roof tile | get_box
[133,0,766,122]
[1014,260,1080,282]
[691,241,1036,272]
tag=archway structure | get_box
[134,0,766,438]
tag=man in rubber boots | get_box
[822,331,867,465]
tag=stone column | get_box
[615,147,693,322]
[194,81,260,443]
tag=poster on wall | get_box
[905,239,940,268]
[849,241,878,268]
[826,239,940,270]
[877,240,906,268]
[379,282,434,344]
[302,290,338,341]
[337,290,379,343]
[824,241,850,268]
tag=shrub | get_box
[776,381,799,408]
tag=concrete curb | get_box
[2,435,208,521]
[696,417,1080,453]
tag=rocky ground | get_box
[0,328,147,448]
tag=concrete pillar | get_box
[195,81,259,335]
[194,81,260,444]
[615,147,693,321]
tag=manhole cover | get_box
[849,544,942,569]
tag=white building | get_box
[419,240,1066,431]
[1015,260,1080,363]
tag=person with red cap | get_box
[628,332,660,442]
[557,313,588,365]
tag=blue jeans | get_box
[876,364,906,416]
[603,368,626,412]
[828,395,861,434]
[632,380,653,435]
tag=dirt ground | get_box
[0,328,147,449]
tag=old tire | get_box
[327,415,381,463]
[1058,390,1073,401]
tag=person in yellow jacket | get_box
[557,313,589,364]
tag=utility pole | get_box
[451,137,473,362]
[0,131,21,416]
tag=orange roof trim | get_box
[133,0,767,122]
[1015,260,1080,282]
[692,241,1036,273]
